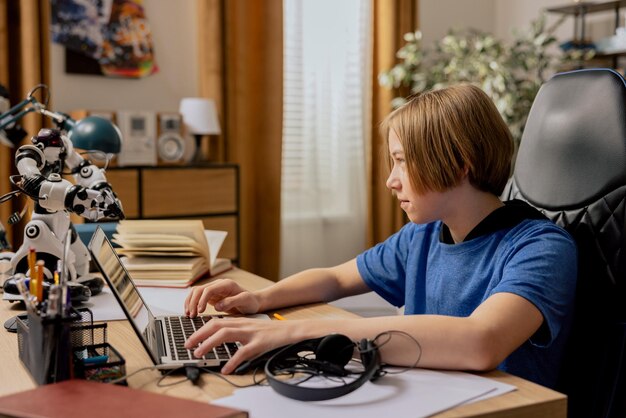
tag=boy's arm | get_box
[325,292,543,371]
[255,258,371,311]
[185,258,370,316]
[186,291,543,374]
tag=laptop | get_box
[88,226,266,369]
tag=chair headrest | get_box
[514,69,626,209]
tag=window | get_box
[280,0,371,276]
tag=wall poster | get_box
[50,0,159,78]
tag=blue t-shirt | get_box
[356,219,577,388]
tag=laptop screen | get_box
[88,227,158,363]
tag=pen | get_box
[15,276,37,313]
[56,260,63,281]
[273,313,287,321]
[48,285,61,318]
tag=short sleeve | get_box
[357,223,431,308]
[492,222,577,347]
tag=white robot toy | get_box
[8,127,124,292]
[0,85,124,300]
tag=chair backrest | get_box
[502,68,626,418]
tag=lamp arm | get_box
[0,97,39,132]
[0,83,75,137]
[39,108,75,131]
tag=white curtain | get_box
[280,0,372,277]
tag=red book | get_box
[0,380,247,418]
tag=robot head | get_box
[31,128,67,164]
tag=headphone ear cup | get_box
[315,334,354,368]
[265,335,382,401]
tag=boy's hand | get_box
[184,317,301,375]
[185,278,261,317]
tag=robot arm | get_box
[63,133,125,219]
[71,160,125,219]
[13,130,124,221]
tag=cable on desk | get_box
[156,366,193,387]
[105,363,268,389]
[199,366,268,388]
[106,365,168,385]
[372,330,422,377]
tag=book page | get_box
[112,220,230,286]
[116,220,210,258]
[205,230,228,267]
[113,235,198,247]
[116,248,203,257]
[120,256,206,270]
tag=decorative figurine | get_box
[0,85,124,301]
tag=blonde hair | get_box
[380,84,514,195]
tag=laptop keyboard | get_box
[164,316,240,362]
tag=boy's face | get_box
[386,129,450,224]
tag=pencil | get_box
[273,313,287,321]
[36,260,45,302]
[27,247,36,279]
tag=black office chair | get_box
[502,68,626,418]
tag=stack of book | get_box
[112,219,232,288]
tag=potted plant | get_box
[379,14,593,143]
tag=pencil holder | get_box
[16,308,82,385]
[16,307,126,385]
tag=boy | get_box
[184,84,577,388]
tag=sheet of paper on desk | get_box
[82,285,190,321]
[212,368,516,418]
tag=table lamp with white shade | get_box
[179,97,221,163]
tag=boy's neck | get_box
[442,181,504,244]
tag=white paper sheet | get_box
[83,285,190,321]
[213,368,516,418]
[137,286,191,316]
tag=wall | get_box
[494,0,615,44]
[494,0,571,43]
[50,0,199,113]
[419,0,496,45]
[53,1,602,118]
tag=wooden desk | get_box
[0,268,566,417]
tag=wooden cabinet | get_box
[103,164,240,263]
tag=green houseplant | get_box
[379,15,593,143]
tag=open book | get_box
[112,219,232,287]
